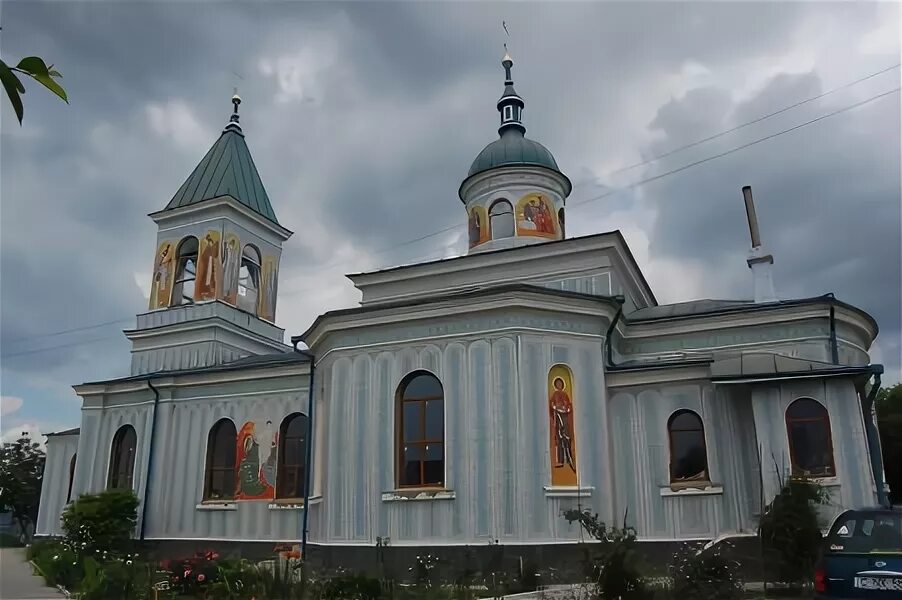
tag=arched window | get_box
[67,453,77,503]
[668,410,709,484]
[276,413,308,499]
[489,200,514,240]
[237,244,261,314]
[204,419,237,501]
[558,208,566,238]
[173,236,199,305]
[786,398,835,477]
[397,372,444,488]
[108,425,137,490]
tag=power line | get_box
[1,334,124,360]
[3,317,133,343]
[610,63,900,176]
[3,86,896,355]
[571,86,900,207]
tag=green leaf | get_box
[15,56,68,103]
[15,56,50,78]
[0,61,25,124]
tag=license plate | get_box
[854,576,902,590]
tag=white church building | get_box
[37,53,888,563]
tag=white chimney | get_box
[742,185,778,303]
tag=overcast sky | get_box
[1,1,899,442]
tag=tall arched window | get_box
[668,410,709,484]
[173,236,199,305]
[397,371,444,488]
[489,200,515,240]
[238,244,261,314]
[558,208,566,238]
[67,453,77,503]
[204,419,237,501]
[786,398,835,477]
[276,413,308,499]
[108,425,137,490]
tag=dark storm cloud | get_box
[1,1,898,437]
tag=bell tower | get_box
[128,95,293,375]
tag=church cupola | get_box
[460,50,572,255]
[127,94,294,376]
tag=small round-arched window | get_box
[489,200,515,240]
[238,245,261,314]
[668,410,709,484]
[108,425,137,490]
[786,398,835,477]
[397,371,444,487]
[173,237,199,305]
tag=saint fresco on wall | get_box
[194,230,222,301]
[548,364,578,486]
[220,233,241,305]
[149,240,175,309]
[257,256,278,322]
[468,205,489,248]
[516,193,557,238]
[235,420,277,500]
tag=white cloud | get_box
[145,99,213,155]
[134,271,151,301]
[0,395,23,417]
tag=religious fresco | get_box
[149,240,175,309]
[548,364,578,486]
[235,420,277,500]
[220,233,241,305]
[516,193,558,238]
[467,205,489,248]
[257,256,278,322]
[194,230,222,301]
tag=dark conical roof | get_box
[163,100,279,224]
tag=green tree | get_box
[876,383,902,504]
[0,55,68,124]
[0,433,46,542]
[62,488,139,556]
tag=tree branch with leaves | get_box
[0,55,68,124]
[0,433,46,543]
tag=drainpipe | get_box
[827,293,839,364]
[604,296,625,369]
[298,345,316,560]
[860,368,888,507]
[140,379,161,540]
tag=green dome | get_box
[467,130,560,177]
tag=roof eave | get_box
[458,163,573,202]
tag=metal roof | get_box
[628,299,755,320]
[467,129,562,178]
[45,427,80,437]
[162,127,279,224]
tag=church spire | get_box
[497,47,526,137]
[225,91,242,133]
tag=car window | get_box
[827,512,902,552]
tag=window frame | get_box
[107,425,137,490]
[276,412,308,500]
[785,397,836,478]
[488,199,515,240]
[67,453,77,503]
[237,244,262,314]
[173,236,199,306]
[203,418,237,502]
[396,371,445,489]
[667,409,710,487]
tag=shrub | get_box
[668,542,743,600]
[564,508,646,600]
[28,539,82,590]
[61,488,138,556]
[758,477,829,584]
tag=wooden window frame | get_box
[107,425,137,490]
[203,419,237,502]
[276,413,308,500]
[785,398,836,478]
[667,409,709,487]
[396,372,445,489]
[67,453,77,503]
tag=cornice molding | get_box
[149,195,293,241]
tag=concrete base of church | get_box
[134,536,764,582]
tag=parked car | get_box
[816,507,902,597]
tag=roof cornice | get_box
[149,195,293,240]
